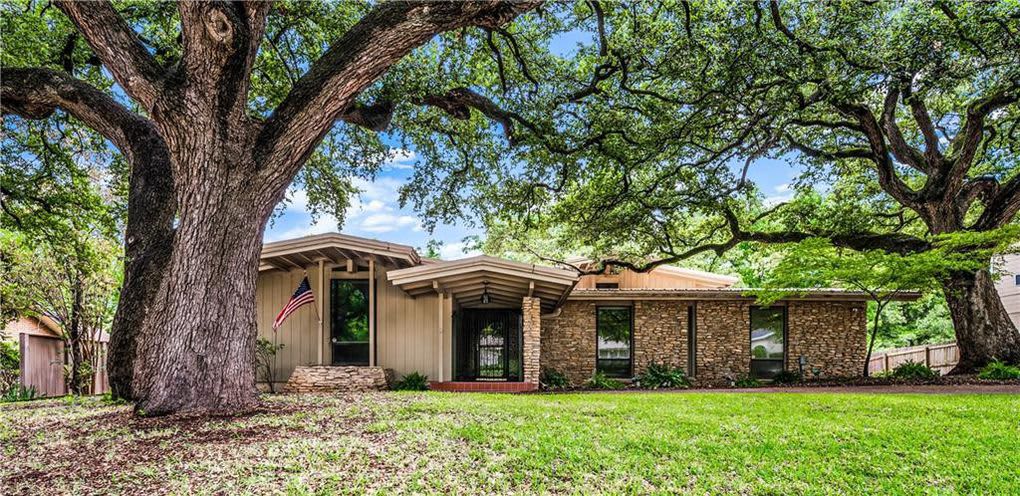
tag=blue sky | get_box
[263,151,805,260]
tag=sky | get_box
[262,150,805,260]
[262,28,806,260]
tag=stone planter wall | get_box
[283,366,393,393]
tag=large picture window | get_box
[750,306,785,379]
[596,307,632,377]
[330,280,370,365]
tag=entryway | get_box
[454,309,523,382]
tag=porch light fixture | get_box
[480,281,492,305]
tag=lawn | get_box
[2,391,1019,495]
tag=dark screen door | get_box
[331,279,369,365]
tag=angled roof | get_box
[387,255,579,311]
[260,233,420,271]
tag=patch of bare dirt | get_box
[1,394,413,495]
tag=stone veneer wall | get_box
[521,297,542,384]
[540,298,867,386]
[694,301,752,382]
[787,301,867,377]
[541,301,597,385]
[283,366,393,393]
[632,301,689,372]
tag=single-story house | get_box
[257,233,919,392]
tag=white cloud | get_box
[439,241,481,260]
[265,214,339,242]
[359,213,420,233]
[774,183,791,192]
[383,148,416,170]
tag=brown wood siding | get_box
[995,254,1020,328]
[256,263,450,386]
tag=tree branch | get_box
[255,1,538,197]
[1,68,153,159]
[880,84,927,171]
[177,1,272,119]
[947,85,1019,178]
[54,1,166,111]
[975,173,1020,230]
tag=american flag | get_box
[273,277,315,331]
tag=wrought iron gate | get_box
[455,309,523,381]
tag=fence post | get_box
[884,354,890,372]
[924,346,931,367]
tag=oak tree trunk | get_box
[129,156,269,415]
[944,269,1020,373]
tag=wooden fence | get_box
[867,342,959,376]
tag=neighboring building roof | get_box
[387,255,579,312]
[568,288,922,302]
[564,257,739,288]
[651,265,740,287]
[260,232,420,271]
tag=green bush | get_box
[392,371,430,391]
[1,384,38,403]
[586,370,625,390]
[634,362,690,389]
[540,368,569,390]
[771,370,801,385]
[0,340,19,394]
[978,360,1020,380]
[733,376,762,388]
[891,360,938,380]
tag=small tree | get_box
[1,230,120,394]
[755,228,1019,377]
[254,338,284,394]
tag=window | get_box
[330,280,370,365]
[595,282,619,289]
[1015,274,1020,286]
[750,306,785,379]
[596,307,632,377]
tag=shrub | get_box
[733,376,762,388]
[586,370,625,390]
[254,338,285,393]
[978,360,1020,380]
[540,368,569,390]
[771,370,801,385]
[1,384,38,403]
[0,341,19,394]
[890,360,938,380]
[634,362,690,389]
[392,371,429,391]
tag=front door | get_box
[455,309,522,381]
[331,279,370,365]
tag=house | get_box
[258,233,919,392]
[995,254,1020,328]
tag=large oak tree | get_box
[2,0,543,415]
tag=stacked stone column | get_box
[522,297,542,385]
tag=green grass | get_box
[2,391,1018,494]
